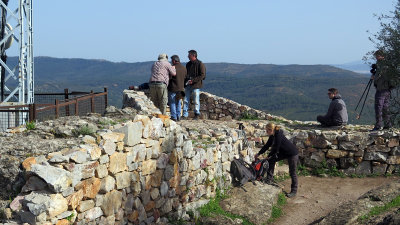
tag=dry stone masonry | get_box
[0,90,399,224]
[6,115,251,224]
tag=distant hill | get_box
[332,60,372,74]
[4,57,376,125]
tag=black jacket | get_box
[258,129,298,158]
[168,63,187,92]
[185,59,206,89]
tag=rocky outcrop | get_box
[314,180,400,225]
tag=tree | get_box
[366,0,400,127]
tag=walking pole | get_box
[356,80,373,119]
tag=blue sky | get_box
[7,0,397,65]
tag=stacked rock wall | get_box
[6,90,400,224]
[123,90,400,175]
[123,90,280,121]
[10,115,249,224]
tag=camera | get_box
[370,64,377,75]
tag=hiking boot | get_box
[170,118,177,122]
[264,179,278,186]
[369,126,381,132]
[181,116,188,120]
[193,114,200,120]
[286,191,297,198]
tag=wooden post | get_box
[64,88,70,116]
[104,87,108,108]
[29,104,34,122]
[90,90,95,113]
[55,100,59,118]
[75,98,79,116]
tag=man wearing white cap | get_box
[149,53,176,115]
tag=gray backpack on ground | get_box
[230,158,256,186]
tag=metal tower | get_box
[0,0,34,105]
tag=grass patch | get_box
[197,188,253,225]
[297,164,311,176]
[66,212,75,222]
[240,111,260,120]
[267,193,287,224]
[358,194,400,223]
[274,174,290,182]
[308,161,345,177]
[72,125,94,137]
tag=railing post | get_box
[28,104,35,122]
[90,90,95,113]
[55,100,59,118]
[104,87,108,108]
[75,98,79,116]
[64,88,70,116]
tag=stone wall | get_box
[5,90,400,224]
[123,90,290,122]
[242,120,400,175]
[9,115,249,224]
[123,90,400,175]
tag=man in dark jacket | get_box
[168,55,187,121]
[317,88,348,127]
[182,50,206,120]
[370,50,395,131]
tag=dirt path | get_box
[272,176,400,225]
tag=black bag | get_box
[230,158,256,186]
[252,158,269,181]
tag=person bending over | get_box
[255,122,299,198]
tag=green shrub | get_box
[25,121,36,130]
[72,125,94,137]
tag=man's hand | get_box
[370,75,374,80]
[254,153,259,159]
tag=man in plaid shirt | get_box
[149,53,176,115]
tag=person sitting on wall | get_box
[317,88,348,127]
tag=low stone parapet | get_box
[8,115,252,224]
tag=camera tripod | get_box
[355,80,373,119]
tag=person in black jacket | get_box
[255,123,299,198]
[182,50,206,120]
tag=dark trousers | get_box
[317,115,342,127]
[375,89,391,128]
[266,154,299,193]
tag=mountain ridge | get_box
[3,56,375,125]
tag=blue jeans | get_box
[168,92,182,120]
[183,86,200,117]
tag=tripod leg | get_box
[355,79,372,111]
[358,80,373,118]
